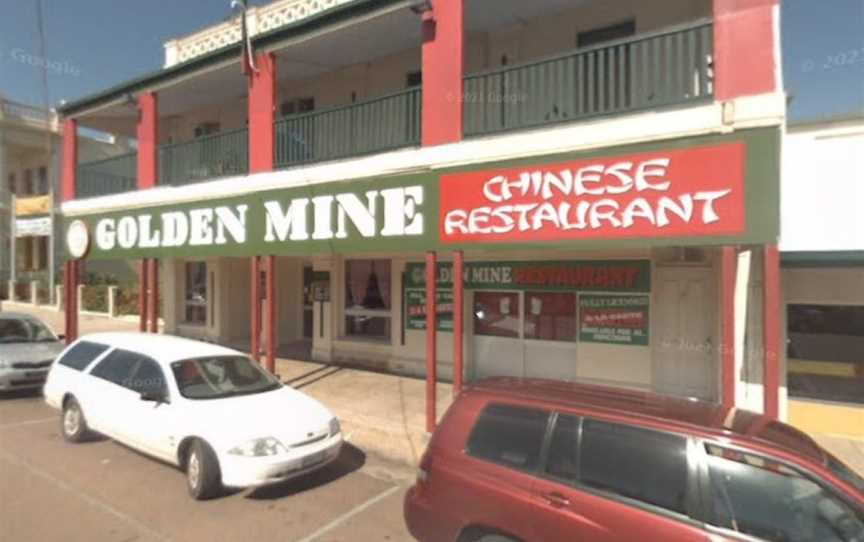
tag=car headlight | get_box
[228,437,286,457]
[329,417,341,436]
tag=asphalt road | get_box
[0,390,416,542]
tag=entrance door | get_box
[472,291,578,381]
[653,267,716,400]
[523,291,578,381]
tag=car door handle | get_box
[541,492,571,508]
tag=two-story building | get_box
[1,96,135,303]
[57,0,786,430]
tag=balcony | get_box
[76,152,138,199]
[65,2,719,202]
[464,20,714,137]
[274,87,421,169]
[158,128,249,187]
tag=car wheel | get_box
[186,440,222,500]
[61,397,89,443]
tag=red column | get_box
[453,250,464,395]
[720,247,737,410]
[713,0,780,101]
[425,251,438,433]
[61,119,78,342]
[137,92,158,189]
[762,244,781,418]
[248,52,276,173]
[61,119,77,201]
[148,259,159,333]
[421,0,464,146]
[139,259,149,332]
[250,256,261,362]
[265,255,277,374]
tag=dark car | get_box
[405,378,864,542]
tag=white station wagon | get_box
[44,333,343,499]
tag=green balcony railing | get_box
[275,87,421,169]
[464,20,714,137]
[76,152,137,199]
[158,128,248,187]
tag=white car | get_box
[43,332,343,500]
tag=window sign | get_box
[524,291,577,342]
[405,290,453,331]
[440,143,747,244]
[405,260,650,292]
[579,294,650,346]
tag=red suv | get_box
[405,378,864,542]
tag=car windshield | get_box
[0,318,57,344]
[170,355,281,400]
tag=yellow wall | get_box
[788,399,864,439]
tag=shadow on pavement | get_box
[293,367,345,390]
[0,389,44,401]
[246,442,367,501]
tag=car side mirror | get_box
[140,390,167,403]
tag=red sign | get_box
[439,143,746,244]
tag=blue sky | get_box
[1,0,862,122]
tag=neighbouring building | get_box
[780,114,864,438]
[0,96,137,303]
[57,0,788,430]
[1,97,61,302]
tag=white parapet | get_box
[163,0,358,68]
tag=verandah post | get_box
[453,250,464,396]
[426,251,437,433]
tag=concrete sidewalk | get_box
[3,302,862,476]
[276,358,452,467]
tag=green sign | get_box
[405,260,651,292]
[579,294,650,346]
[405,289,454,331]
[66,173,439,260]
[64,127,779,261]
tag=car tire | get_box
[61,397,89,443]
[186,440,222,500]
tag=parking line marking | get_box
[0,451,172,542]
[0,417,55,429]
[294,484,402,542]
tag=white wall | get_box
[781,122,864,252]
[466,0,710,72]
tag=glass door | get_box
[523,291,578,381]
[473,291,524,379]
